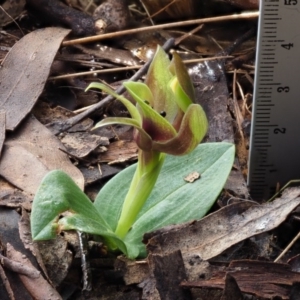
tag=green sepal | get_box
[144,46,178,123]
[169,51,195,102]
[86,82,141,124]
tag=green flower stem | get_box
[115,150,165,239]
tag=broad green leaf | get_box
[30,170,128,254]
[94,143,235,258]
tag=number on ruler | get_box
[274,128,286,134]
[281,43,293,50]
[284,0,298,4]
[277,86,290,92]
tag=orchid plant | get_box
[31,47,235,259]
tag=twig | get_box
[274,231,300,262]
[49,55,233,80]
[174,24,204,46]
[0,253,40,278]
[62,11,259,46]
[0,264,15,300]
[0,5,24,36]
[139,0,155,25]
[148,0,178,20]
[48,38,175,135]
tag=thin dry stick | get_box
[148,0,178,19]
[174,24,204,45]
[0,5,24,36]
[274,231,300,262]
[62,11,259,46]
[232,69,245,142]
[49,55,233,81]
[0,254,40,278]
[0,264,15,300]
[49,65,139,80]
[139,0,155,25]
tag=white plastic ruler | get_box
[248,0,300,200]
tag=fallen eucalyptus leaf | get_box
[0,27,70,130]
[146,187,300,260]
[0,116,84,194]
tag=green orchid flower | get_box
[86,46,208,239]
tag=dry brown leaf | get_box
[19,209,73,287]
[146,187,300,261]
[0,208,42,299]
[97,140,138,164]
[0,110,5,156]
[61,132,109,158]
[0,178,32,209]
[33,102,94,134]
[0,27,70,130]
[6,243,62,300]
[0,116,84,194]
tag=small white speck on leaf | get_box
[184,171,201,183]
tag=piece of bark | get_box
[0,209,41,299]
[181,260,300,300]
[191,29,256,198]
[26,0,95,36]
[0,263,15,300]
[290,282,300,300]
[149,250,192,300]
[0,254,40,279]
[194,66,234,143]
[114,256,149,286]
[79,164,122,186]
[220,273,243,300]
[93,0,131,33]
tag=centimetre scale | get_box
[248,0,300,200]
